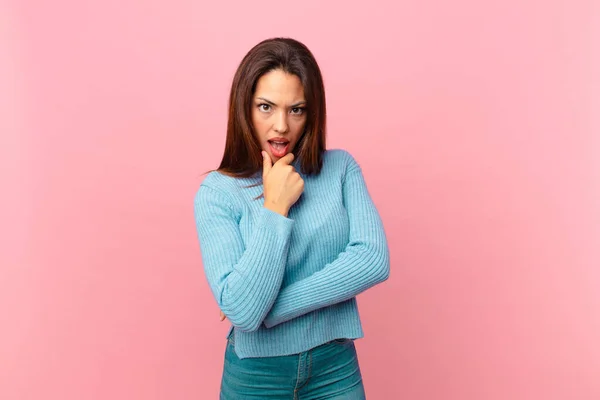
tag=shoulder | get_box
[200,170,239,189]
[194,170,259,211]
[194,171,237,209]
[323,148,361,173]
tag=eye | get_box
[258,103,271,112]
[291,107,305,115]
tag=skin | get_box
[251,68,307,164]
[220,69,308,322]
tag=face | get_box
[251,69,307,163]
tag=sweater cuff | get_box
[259,206,294,238]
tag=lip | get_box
[267,139,291,158]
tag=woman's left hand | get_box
[220,310,227,321]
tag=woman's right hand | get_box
[262,151,304,217]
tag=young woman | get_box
[193,37,390,399]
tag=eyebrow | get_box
[256,97,307,107]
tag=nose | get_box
[273,110,289,134]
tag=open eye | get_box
[258,104,271,112]
[291,107,305,115]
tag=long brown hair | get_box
[217,38,327,178]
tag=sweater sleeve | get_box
[193,183,294,332]
[262,153,390,328]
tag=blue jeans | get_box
[220,333,366,399]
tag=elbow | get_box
[374,260,390,284]
[379,261,390,282]
[353,235,390,286]
[231,318,262,333]
[218,289,264,333]
[370,246,390,284]
[221,306,263,332]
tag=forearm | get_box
[263,234,389,328]
[195,185,294,332]
[217,214,291,331]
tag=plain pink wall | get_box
[2,0,599,399]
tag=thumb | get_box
[262,151,272,178]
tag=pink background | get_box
[2,0,599,399]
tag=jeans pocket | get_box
[227,329,235,346]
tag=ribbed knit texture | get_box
[193,149,390,359]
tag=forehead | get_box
[254,69,304,99]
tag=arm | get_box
[263,154,390,328]
[193,183,294,332]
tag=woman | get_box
[193,37,390,399]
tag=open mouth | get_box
[268,139,290,157]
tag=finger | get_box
[220,311,226,321]
[275,152,295,166]
[262,151,272,177]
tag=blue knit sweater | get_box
[193,149,390,358]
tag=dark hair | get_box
[217,37,326,177]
